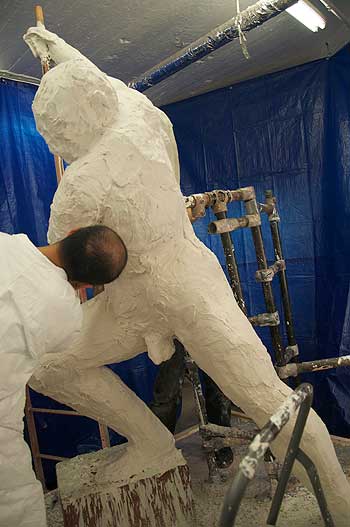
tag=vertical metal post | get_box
[213,204,247,315]
[244,197,284,365]
[264,190,297,351]
[185,353,219,482]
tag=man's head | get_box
[57,225,127,287]
[33,59,118,163]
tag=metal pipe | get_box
[130,0,298,92]
[277,354,350,379]
[213,209,247,315]
[219,384,316,527]
[244,198,284,365]
[266,387,313,525]
[184,352,219,482]
[264,190,297,351]
[208,213,260,234]
[185,187,256,222]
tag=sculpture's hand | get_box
[23,26,57,63]
[23,26,86,65]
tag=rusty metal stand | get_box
[219,384,334,527]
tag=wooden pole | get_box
[25,387,47,491]
[34,5,64,183]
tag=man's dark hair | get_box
[58,225,128,285]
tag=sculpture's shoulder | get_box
[58,154,110,197]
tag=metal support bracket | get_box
[276,354,350,380]
[255,260,286,282]
[184,187,256,222]
[208,213,261,234]
[249,311,280,327]
[284,344,299,364]
[200,423,258,452]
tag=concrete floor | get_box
[45,380,350,526]
[177,430,350,527]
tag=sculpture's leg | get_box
[30,292,178,477]
[167,246,350,525]
[31,364,178,479]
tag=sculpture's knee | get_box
[29,358,72,397]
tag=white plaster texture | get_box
[24,27,350,525]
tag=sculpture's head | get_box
[33,59,118,163]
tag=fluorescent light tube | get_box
[287,0,326,32]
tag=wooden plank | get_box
[98,423,111,448]
[40,454,68,462]
[25,386,47,491]
[32,408,78,416]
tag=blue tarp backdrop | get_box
[163,46,350,439]
[1,46,350,483]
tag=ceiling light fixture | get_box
[286,0,326,32]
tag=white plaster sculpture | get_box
[24,28,350,524]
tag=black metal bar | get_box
[184,352,220,481]
[130,0,298,92]
[219,384,333,527]
[213,210,247,315]
[296,450,335,527]
[277,354,350,379]
[244,198,284,365]
[267,388,313,525]
[264,190,297,350]
[219,471,251,526]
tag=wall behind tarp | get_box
[0,77,157,487]
[163,46,350,438]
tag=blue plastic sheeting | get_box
[163,46,350,438]
[0,78,157,487]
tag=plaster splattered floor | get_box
[178,430,350,527]
[45,427,350,527]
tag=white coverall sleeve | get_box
[12,267,83,358]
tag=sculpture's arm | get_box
[23,26,93,66]
[48,163,106,244]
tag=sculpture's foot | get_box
[95,442,186,485]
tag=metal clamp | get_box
[255,260,286,283]
[284,344,299,364]
[264,190,280,222]
[249,311,280,327]
[184,193,209,220]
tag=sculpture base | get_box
[57,444,195,527]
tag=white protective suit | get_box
[0,233,82,527]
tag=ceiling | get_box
[1,0,350,106]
